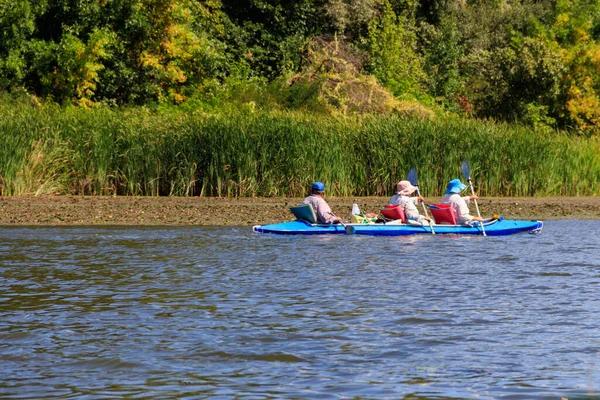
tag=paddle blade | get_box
[407,168,418,186]
[461,160,471,180]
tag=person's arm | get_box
[410,196,423,206]
[462,194,478,203]
[316,198,340,224]
[322,210,340,224]
[456,197,474,223]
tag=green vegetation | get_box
[3,0,600,134]
[1,96,598,197]
[2,0,600,197]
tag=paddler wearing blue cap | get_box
[301,182,343,224]
[441,178,484,225]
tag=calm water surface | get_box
[1,221,599,399]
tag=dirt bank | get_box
[0,196,598,226]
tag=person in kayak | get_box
[302,182,343,224]
[389,180,432,225]
[441,178,484,225]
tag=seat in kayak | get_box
[380,204,406,223]
[289,204,317,224]
[429,204,456,225]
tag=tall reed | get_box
[1,97,599,197]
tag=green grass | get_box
[1,97,599,197]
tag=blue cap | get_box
[312,181,325,191]
[446,178,467,194]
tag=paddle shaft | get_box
[461,160,486,236]
[414,186,429,218]
[332,213,346,227]
[332,212,355,234]
[407,168,435,234]
[466,178,486,236]
[414,187,436,234]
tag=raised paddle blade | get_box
[461,160,471,181]
[407,168,418,186]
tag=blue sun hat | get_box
[312,181,325,191]
[446,178,467,194]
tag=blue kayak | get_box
[253,217,543,236]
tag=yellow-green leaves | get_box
[51,28,114,106]
[367,0,425,99]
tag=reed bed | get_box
[1,98,599,197]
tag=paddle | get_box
[460,160,486,237]
[407,168,435,234]
[341,219,355,235]
[332,212,355,234]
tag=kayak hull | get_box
[253,218,543,236]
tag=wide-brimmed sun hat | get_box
[446,178,467,194]
[312,181,325,191]
[396,180,417,196]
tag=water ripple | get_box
[0,221,599,398]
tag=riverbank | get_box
[0,196,598,225]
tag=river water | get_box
[0,221,599,399]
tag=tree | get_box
[366,0,425,99]
[220,0,330,78]
[1,0,229,105]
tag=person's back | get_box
[441,179,483,225]
[301,182,341,224]
[389,180,431,224]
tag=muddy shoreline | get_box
[0,196,598,226]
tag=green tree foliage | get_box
[325,0,381,39]
[220,0,330,78]
[0,0,39,88]
[366,0,425,99]
[0,0,228,105]
[440,1,559,121]
[550,0,600,135]
[420,15,462,101]
[460,38,564,122]
[433,0,600,135]
[4,0,600,135]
